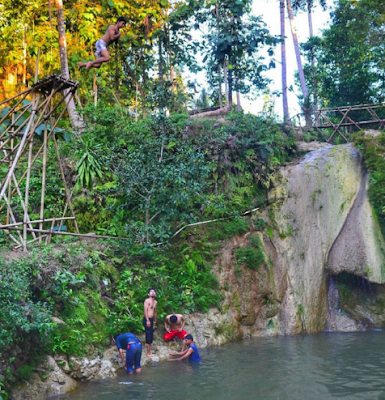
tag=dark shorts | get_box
[143,317,154,344]
[126,342,142,373]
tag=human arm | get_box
[118,348,126,367]
[164,316,171,332]
[179,315,185,332]
[144,300,151,327]
[108,25,121,41]
[154,302,157,326]
[168,348,193,361]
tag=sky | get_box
[186,0,335,121]
[243,0,335,120]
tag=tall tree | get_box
[292,0,327,109]
[55,0,83,131]
[280,0,289,121]
[302,0,385,108]
[286,0,309,104]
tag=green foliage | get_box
[353,131,385,234]
[303,0,385,108]
[235,234,265,270]
[16,364,34,382]
[0,258,52,350]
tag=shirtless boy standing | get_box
[143,288,157,357]
[78,16,127,71]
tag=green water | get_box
[64,331,385,400]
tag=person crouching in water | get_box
[168,334,201,362]
[114,332,142,374]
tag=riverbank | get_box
[9,309,234,399]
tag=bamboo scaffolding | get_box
[0,102,68,215]
[0,68,80,250]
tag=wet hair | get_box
[170,315,177,323]
[185,334,193,341]
[117,16,127,24]
[148,288,155,293]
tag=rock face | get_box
[216,144,385,336]
[9,356,77,400]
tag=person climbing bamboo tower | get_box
[78,17,127,71]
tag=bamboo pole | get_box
[52,126,79,234]
[7,169,38,240]
[8,233,21,246]
[6,226,131,240]
[39,118,49,242]
[6,113,14,225]
[14,233,48,249]
[0,97,39,202]
[0,92,29,126]
[46,218,55,245]
[0,88,32,107]
[1,195,24,243]
[24,94,36,252]
[0,216,75,229]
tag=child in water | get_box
[168,334,201,362]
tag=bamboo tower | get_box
[0,74,80,251]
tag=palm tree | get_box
[280,0,289,122]
[292,0,327,110]
[286,0,309,102]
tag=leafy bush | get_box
[235,234,265,270]
[353,131,385,235]
[0,258,52,350]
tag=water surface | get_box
[64,331,385,400]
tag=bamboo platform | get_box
[0,74,80,251]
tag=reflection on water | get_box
[64,331,385,400]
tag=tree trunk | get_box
[281,0,289,122]
[54,0,84,132]
[158,39,164,83]
[228,65,233,108]
[286,0,309,101]
[236,91,241,111]
[218,65,223,108]
[223,61,229,105]
[93,74,98,107]
[22,26,27,85]
[308,0,317,110]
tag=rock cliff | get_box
[217,143,385,336]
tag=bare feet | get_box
[147,353,156,357]
[85,61,93,71]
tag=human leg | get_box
[86,49,110,71]
[143,317,155,356]
[132,343,142,373]
[164,330,178,341]
[125,346,135,374]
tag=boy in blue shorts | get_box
[114,332,142,374]
[168,334,201,362]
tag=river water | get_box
[64,331,385,400]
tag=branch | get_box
[151,207,259,246]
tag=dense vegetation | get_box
[2,0,385,398]
[0,109,295,396]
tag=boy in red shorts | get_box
[164,314,187,343]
